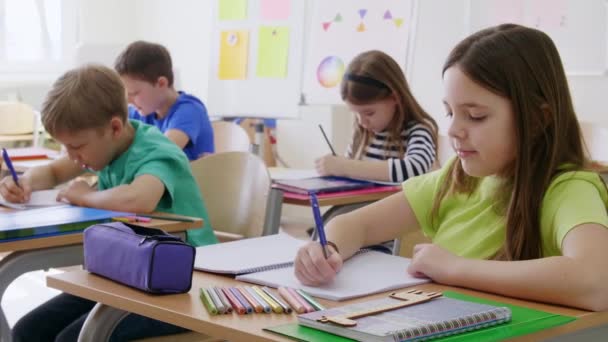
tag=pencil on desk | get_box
[278,286,305,314]
[214,287,233,314]
[207,287,226,314]
[229,287,253,314]
[199,288,218,315]
[246,287,271,313]
[262,286,292,314]
[288,287,315,313]
[296,289,325,311]
[222,288,246,315]
[253,286,282,313]
[239,287,264,313]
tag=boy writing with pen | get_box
[1,64,218,341]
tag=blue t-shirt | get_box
[128,91,214,160]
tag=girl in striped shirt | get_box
[316,50,439,183]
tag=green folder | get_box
[264,291,577,342]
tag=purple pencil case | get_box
[83,222,195,294]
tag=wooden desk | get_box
[47,269,602,342]
[0,213,202,342]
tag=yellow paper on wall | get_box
[218,30,249,80]
[256,26,290,78]
[218,0,248,21]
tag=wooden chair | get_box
[211,121,251,153]
[0,101,41,147]
[191,151,271,242]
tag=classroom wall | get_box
[2,0,608,153]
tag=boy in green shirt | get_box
[0,64,216,341]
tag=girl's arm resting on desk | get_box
[409,223,608,311]
[58,174,165,213]
[295,192,420,286]
[316,156,393,182]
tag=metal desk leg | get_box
[0,245,84,342]
[77,303,129,342]
[263,188,283,236]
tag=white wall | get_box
[2,0,608,154]
[132,0,212,100]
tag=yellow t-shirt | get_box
[402,158,608,259]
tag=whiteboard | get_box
[301,0,417,105]
[207,0,306,118]
[468,0,607,75]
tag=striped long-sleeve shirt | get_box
[346,121,436,183]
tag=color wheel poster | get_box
[302,0,413,104]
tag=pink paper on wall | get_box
[260,0,290,20]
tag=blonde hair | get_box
[42,64,128,136]
[341,50,438,159]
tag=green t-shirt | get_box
[97,120,218,246]
[402,158,608,259]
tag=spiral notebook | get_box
[298,296,512,342]
[193,233,308,275]
[235,250,429,301]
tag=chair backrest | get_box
[190,151,271,239]
[580,121,608,162]
[0,101,37,135]
[211,121,251,153]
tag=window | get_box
[0,0,77,73]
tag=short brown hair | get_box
[114,40,174,86]
[42,64,128,136]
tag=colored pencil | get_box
[230,287,253,314]
[214,287,233,314]
[238,287,263,313]
[207,287,226,314]
[278,287,305,314]
[199,288,218,315]
[262,286,292,314]
[288,287,315,313]
[222,288,246,315]
[246,287,271,313]
[296,289,326,311]
[253,286,282,313]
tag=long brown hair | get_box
[433,24,586,260]
[341,50,438,158]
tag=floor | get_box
[1,216,313,328]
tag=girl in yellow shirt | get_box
[294,24,608,311]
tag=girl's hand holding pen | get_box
[294,241,342,286]
[315,155,347,177]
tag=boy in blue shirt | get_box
[0,64,217,341]
[114,40,214,160]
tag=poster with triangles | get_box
[302,0,414,104]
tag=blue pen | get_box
[2,148,19,186]
[309,192,328,258]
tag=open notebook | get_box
[0,189,65,210]
[193,233,308,275]
[236,250,429,301]
[298,295,512,342]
